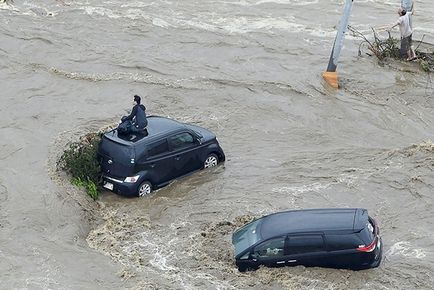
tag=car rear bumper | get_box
[219,147,226,162]
[370,236,383,268]
[356,236,383,270]
[102,175,138,197]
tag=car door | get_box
[168,132,202,178]
[285,234,328,268]
[139,138,172,185]
[324,234,362,269]
[251,236,287,268]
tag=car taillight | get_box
[357,237,377,252]
[124,175,140,183]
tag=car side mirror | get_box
[196,138,202,145]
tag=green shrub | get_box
[72,177,99,200]
[59,132,102,200]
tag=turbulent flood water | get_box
[1,0,434,289]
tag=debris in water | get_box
[349,26,434,73]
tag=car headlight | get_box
[124,175,140,183]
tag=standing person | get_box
[118,95,148,134]
[389,7,416,61]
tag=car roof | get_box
[104,116,187,145]
[259,208,367,240]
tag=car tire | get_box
[137,181,152,197]
[238,265,257,272]
[238,266,247,272]
[204,153,218,169]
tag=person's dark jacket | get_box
[124,104,147,129]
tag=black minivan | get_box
[97,116,225,197]
[232,208,382,271]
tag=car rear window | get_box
[358,219,375,245]
[99,137,134,162]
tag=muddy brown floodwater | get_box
[1,0,434,289]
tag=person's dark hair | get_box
[401,9,406,15]
[134,95,141,104]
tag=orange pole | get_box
[322,71,338,88]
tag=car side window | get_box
[147,139,169,157]
[287,235,325,255]
[169,132,195,151]
[253,237,285,258]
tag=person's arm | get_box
[389,19,400,30]
[123,105,137,121]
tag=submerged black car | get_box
[97,116,225,197]
[232,208,382,271]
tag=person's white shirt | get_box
[395,11,412,38]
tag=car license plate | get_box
[103,182,113,190]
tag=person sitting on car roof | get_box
[118,95,147,134]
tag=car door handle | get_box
[174,156,180,161]
[288,260,297,263]
[276,261,285,264]
[150,163,155,168]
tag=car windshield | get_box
[232,219,262,256]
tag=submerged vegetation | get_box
[349,26,434,73]
[59,132,102,200]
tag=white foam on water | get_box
[182,18,219,33]
[273,182,331,194]
[209,16,308,34]
[272,182,332,204]
[255,0,319,6]
[121,236,177,272]
[193,273,237,290]
[0,2,12,10]
[152,17,171,29]
[120,1,155,8]
[272,171,361,196]
[223,0,319,5]
[119,230,236,290]
[386,241,427,259]
[122,8,151,21]
[72,3,338,38]
[25,277,60,290]
[335,173,357,187]
[83,6,122,19]
[150,251,176,272]
[169,220,192,230]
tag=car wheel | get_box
[137,181,152,197]
[238,265,247,272]
[204,153,218,169]
[238,265,257,272]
